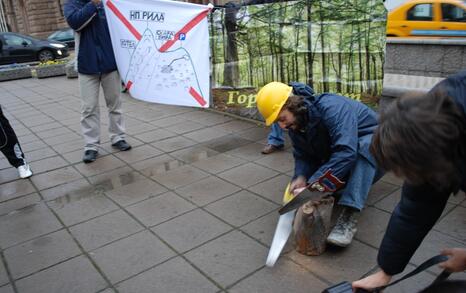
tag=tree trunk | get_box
[246,32,254,86]
[223,4,240,87]
[294,17,300,81]
[278,3,287,82]
[254,28,267,85]
[268,19,275,80]
[306,0,313,87]
[346,22,355,93]
[278,22,285,82]
[293,196,334,256]
[372,54,378,94]
[357,22,364,93]
[365,20,372,94]
[318,0,328,92]
[210,13,216,86]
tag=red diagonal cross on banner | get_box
[105,0,210,107]
[159,7,211,52]
[106,0,141,40]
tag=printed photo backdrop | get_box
[209,0,387,120]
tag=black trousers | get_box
[0,106,26,168]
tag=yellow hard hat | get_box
[256,82,293,126]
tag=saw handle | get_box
[309,169,345,193]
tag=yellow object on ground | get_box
[283,183,294,204]
[256,82,293,126]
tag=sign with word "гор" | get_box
[104,0,212,108]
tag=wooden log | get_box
[293,196,334,256]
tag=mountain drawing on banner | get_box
[104,0,211,108]
[125,28,204,106]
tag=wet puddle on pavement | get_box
[43,148,222,208]
[202,135,252,153]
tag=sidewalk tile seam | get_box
[40,201,117,291]
[0,226,64,251]
[0,251,16,292]
[0,191,39,205]
[87,183,227,291]
[431,227,466,245]
[8,254,83,283]
[367,187,402,207]
[103,254,179,286]
[0,199,43,218]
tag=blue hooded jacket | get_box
[288,82,378,184]
[64,0,117,74]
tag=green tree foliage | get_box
[210,0,387,101]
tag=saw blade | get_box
[278,188,327,215]
[265,183,295,267]
[265,209,295,267]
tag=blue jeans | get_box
[267,123,284,146]
[338,155,384,211]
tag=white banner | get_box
[104,0,211,108]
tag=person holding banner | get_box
[64,0,131,163]
[256,81,382,247]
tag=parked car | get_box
[48,28,75,49]
[0,32,69,65]
[387,0,466,37]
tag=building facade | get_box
[1,0,67,38]
[0,0,228,39]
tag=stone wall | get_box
[381,38,466,104]
[385,38,466,78]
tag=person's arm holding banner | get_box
[64,0,101,32]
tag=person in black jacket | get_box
[353,70,466,290]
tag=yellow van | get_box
[387,0,466,37]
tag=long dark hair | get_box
[371,90,466,190]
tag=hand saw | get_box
[278,170,344,215]
[266,170,344,267]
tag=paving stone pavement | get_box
[0,77,465,293]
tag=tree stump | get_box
[293,196,334,256]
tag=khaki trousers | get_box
[79,70,125,151]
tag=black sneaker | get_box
[112,140,132,151]
[82,150,98,163]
